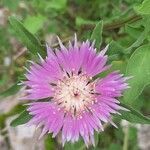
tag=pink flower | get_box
[23,35,130,147]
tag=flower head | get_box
[23,35,129,147]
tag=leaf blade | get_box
[0,82,21,98]
[10,110,32,127]
[119,103,150,124]
[23,15,46,34]
[9,16,46,57]
[134,0,150,15]
[90,20,103,49]
[123,44,150,105]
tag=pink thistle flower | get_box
[22,35,130,147]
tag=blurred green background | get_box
[0,0,150,150]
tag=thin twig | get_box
[82,15,142,31]
[104,15,142,30]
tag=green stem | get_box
[123,126,129,150]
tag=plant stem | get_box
[104,15,142,30]
[83,15,142,31]
[123,126,129,150]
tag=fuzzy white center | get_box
[53,74,96,116]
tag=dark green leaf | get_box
[10,110,32,127]
[118,103,150,124]
[90,20,103,49]
[0,82,21,97]
[44,134,55,150]
[9,16,46,57]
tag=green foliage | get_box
[119,103,150,124]
[2,0,19,11]
[64,140,85,150]
[44,134,55,150]
[0,82,21,97]
[90,21,103,49]
[107,41,124,62]
[46,0,67,11]
[9,17,46,57]
[24,15,46,34]
[10,110,32,127]
[128,127,138,150]
[0,105,25,128]
[124,16,150,53]
[108,143,122,150]
[108,41,124,55]
[76,17,97,26]
[135,0,150,14]
[125,25,142,39]
[123,44,150,104]
[94,132,99,147]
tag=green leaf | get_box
[44,134,55,150]
[97,60,127,80]
[46,0,67,10]
[10,110,32,127]
[90,20,103,49]
[108,143,122,150]
[0,82,21,97]
[119,103,150,124]
[24,15,46,34]
[123,44,150,104]
[125,25,142,39]
[107,40,124,61]
[3,0,19,11]
[108,40,124,55]
[64,140,85,150]
[124,16,150,53]
[134,0,150,15]
[128,127,137,141]
[124,27,149,53]
[94,132,99,147]
[9,16,46,57]
[76,17,97,26]
[111,61,127,73]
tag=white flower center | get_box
[53,74,96,116]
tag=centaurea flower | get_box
[22,35,129,147]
